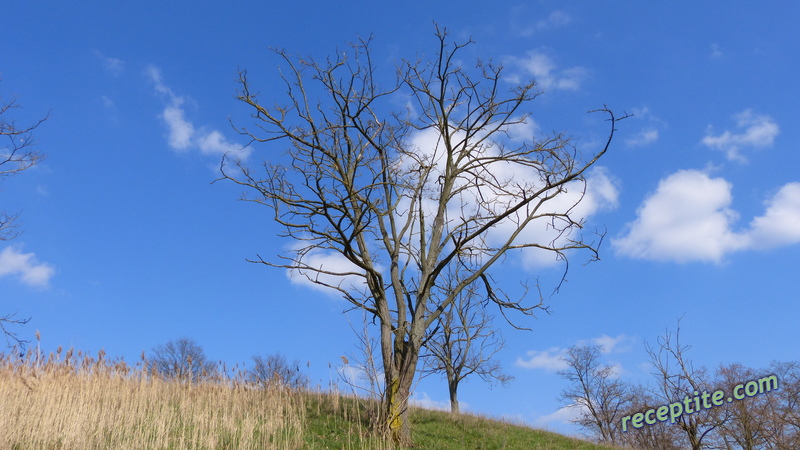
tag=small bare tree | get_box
[645,322,725,450]
[222,26,623,443]
[149,337,217,383]
[1,82,47,347]
[420,266,512,413]
[557,345,631,444]
[341,310,385,400]
[249,353,309,389]
[619,385,683,450]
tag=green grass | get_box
[409,408,614,449]
[300,391,614,449]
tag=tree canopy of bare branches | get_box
[420,267,512,413]
[558,345,632,444]
[249,353,309,390]
[561,321,800,448]
[221,26,623,443]
[644,322,724,450]
[1,81,47,347]
[148,337,217,383]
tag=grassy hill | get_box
[0,348,611,449]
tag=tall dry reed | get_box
[0,347,305,449]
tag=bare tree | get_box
[619,385,684,450]
[766,360,800,448]
[420,266,512,413]
[645,322,725,450]
[341,310,385,401]
[221,26,623,443]
[557,345,631,444]
[338,312,386,432]
[1,81,47,347]
[249,353,308,389]
[710,363,779,450]
[149,337,217,383]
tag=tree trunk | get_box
[381,332,422,444]
[448,379,460,414]
[384,355,419,443]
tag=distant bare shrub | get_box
[249,353,308,390]
[149,337,217,382]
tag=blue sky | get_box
[3,0,799,437]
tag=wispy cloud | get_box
[410,392,457,411]
[516,10,572,36]
[625,106,665,148]
[534,10,572,32]
[505,50,587,91]
[625,128,658,147]
[586,334,633,354]
[533,404,585,429]
[614,170,800,262]
[517,334,632,372]
[710,43,724,59]
[0,246,55,288]
[93,50,124,76]
[146,65,251,160]
[702,109,779,163]
[516,347,569,371]
[285,248,368,295]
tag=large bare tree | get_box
[1,82,47,347]
[221,27,623,443]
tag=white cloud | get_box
[506,51,587,91]
[710,43,724,59]
[397,127,618,270]
[514,334,630,372]
[625,106,665,147]
[504,117,540,143]
[613,170,744,263]
[511,167,619,269]
[196,129,251,160]
[162,99,195,150]
[588,334,632,354]
[410,391,455,411]
[93,50,124,76]
[517,10,572,36]
[146,65,251,160]
[625,128,659,147]
[745,182,800,248]
[535,10,572,31]
[533,404,585,428]
[515,347,569,371]
[614,170,800,262]
[286,248,369,295]
[517,334,630,382]
[702,110,779,163]
[0,246,55,287]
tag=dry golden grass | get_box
[0,346,612,449]
[0,348,305,449]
